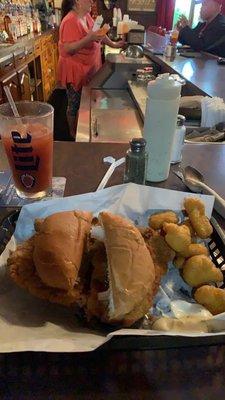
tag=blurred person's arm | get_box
[178,23,225,51]
[176,14,189,30]
[64,31,103,55]
[103,35,125,49]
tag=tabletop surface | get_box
[145,32,225,100]
[1,141,224,197]
[0,141,225,399]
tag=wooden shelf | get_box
[0,30,58,103]
[30,78,35,94]
[30,78,42,94]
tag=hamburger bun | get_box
[99,212,156,322]
[33,210,93,291]
[8,210,157,327]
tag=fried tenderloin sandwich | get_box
[8,210,157,327]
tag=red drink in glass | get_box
[0,102,54,199]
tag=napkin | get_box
[186,127,225,142]
[201,97,225,128]
[180,95,204,109]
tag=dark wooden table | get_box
[0,141,225,399]
[1,141,225,198]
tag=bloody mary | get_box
[0,102,53,199]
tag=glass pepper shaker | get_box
[124,138,148,185]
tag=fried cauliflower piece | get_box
[182,255,223,287]
[181,219,196,238]
[184,197,213,239]
[8,237,85,307]
[174,243,208,268]
[148,211,178,230]
[179,243,209,258]
[194,286,225,315]
[163,223,191,253]
[189,209,213,239]
[142,228,175,286]
[145,234,176,266]
[184,197,205,215]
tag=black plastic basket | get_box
[0,209,225,351]
[206,219,225,289]
[0,209,20,255]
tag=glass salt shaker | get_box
[171,115,186,164]
[124,138,148,185]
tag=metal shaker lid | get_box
[130,138,146,152]
[177,114,186,126]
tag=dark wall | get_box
[97,0,156,28]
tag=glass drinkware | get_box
[0,101,54,199]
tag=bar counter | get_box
[77,34,225,142]
[145,32,225,100]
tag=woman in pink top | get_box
[58,0,124,139]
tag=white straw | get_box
[96,157,125,191]
[3,86,21,120]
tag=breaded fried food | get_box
[163,223,191,253]
[138,226,156,239]
[142,229,175,293]
[8,237,85,306]
[34,218,44,232]
[180,243,209,258]
[86,236,158,327]
[33,211,93,291]
[189,209,213,239]
[194,285,225,315]
[146,235,175,273]
[183,255,223,287]
[174,255,185,269]
[184,197,205,214]
[121,295,154,327]
[140,226,174,278]
[148,211,178,230]
[184,197,213,239]
[181,219,196,238]
[85,241,109,321]
[100,211,156,323]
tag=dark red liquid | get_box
[2,123,53,194]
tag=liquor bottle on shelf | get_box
[32,10,38,33]
[4,13,14,42]
[13,2,22,38]
[0,3,4,31]
[0,0,42,40]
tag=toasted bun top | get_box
[100,212,155,321]
[33,210,93,291]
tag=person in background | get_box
[58,0,124,139]
[177,0,225,57]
